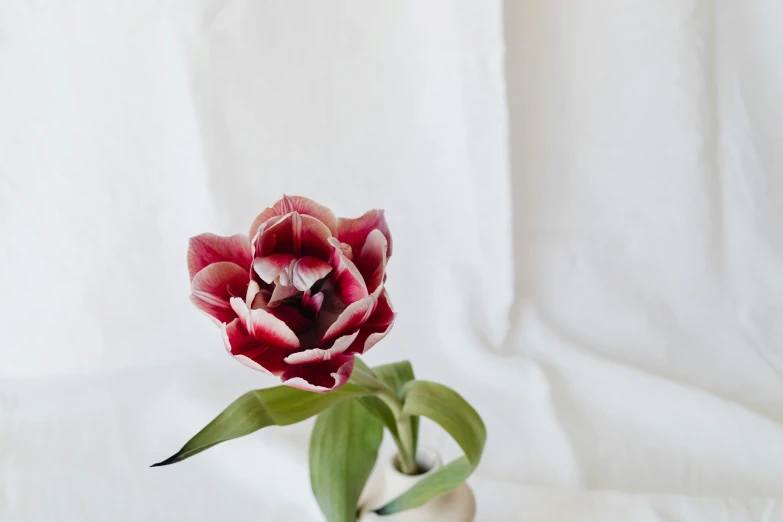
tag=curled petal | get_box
[283,331,360,364]
[245,280,260,308]
[190,262,250,323]
[188,233,252,282]
[337,209,392,259]
[254,214,289,257]
[347,290,396,355]
[249,195,339,239]
[189,295,232,325]
[355,229,387,293]
[267,304,311,335]
[256,212,333,261]
[282,354,355,393]
[364,287,395,329]
[283,349,332,365]
[347,324,393,356]
[230,297,300,349]
[328,237,354,261]
[302,290,324,317]
[253,253,297,284]
[250,287,271,310]
[277,258,297,286]
[222,319,288,375]
[322,292,377,342]
[269,283,299,306]
[330,247,368,305]
[292,256,333,291]
[249,197,296,239]
[329,330,362,354]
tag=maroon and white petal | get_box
[328,237,354,261]
[292,256,333,291]
[266,303,312,335]
[277,258,297,287]
[337,209,392,259]
[321,292,377,342]
[329,330,362,354]
[346,292,395,355]
[283,349,332,365]
[256,212,333,261]
[249,195,338,239]
[255,214,292,258]
[253,253,297,284]
[282,354,355,393]
[248,201,289,240]
[188,233,252,281]
[345,322,394,356]
[250,287,272,310]
[245,280,261,308]
[190,262,250,323]
[221,318,257,356]
[302,290,324,317]
[222,319,288,375]
[230,297,300,349]
[330,247,368,305]
[355,229,387,294]
[248,204,286,241]
[189,294,234,325]
[251,214,286,258]
[269,283,299,306]
[300,214,334,260]
[283,195,338,235]
[364,288,395,329]
[283,331,360,364]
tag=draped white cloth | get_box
[1,1,782,520]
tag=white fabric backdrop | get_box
[1,1,782,521]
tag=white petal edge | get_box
[229,297,300,348]
[253,254,297,284]
[283,331,360,364]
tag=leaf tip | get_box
[150,455,177,468]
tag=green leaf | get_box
[370,360,416,399]
[375,381,486,515]
[309,400,383,522]
[357,395,399,441]
[151,382,368,467]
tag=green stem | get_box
[377,389,417,475]
[396,415,416,473]
[351,367,418,474]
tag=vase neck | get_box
[384,447,442,492]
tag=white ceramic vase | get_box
[358,448,476,522]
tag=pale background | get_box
[1,1,782,521]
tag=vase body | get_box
[358,448,475,522]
